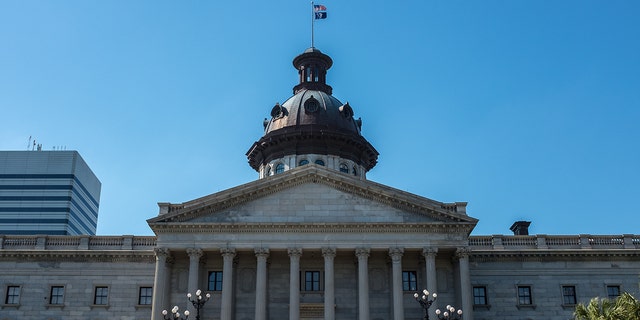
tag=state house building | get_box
[0,48,638,320]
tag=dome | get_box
[264,89,360,136]
[246,48,378,175]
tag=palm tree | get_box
[574,292,640,320]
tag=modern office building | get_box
[0,150,101,235]
[0,49,638,320]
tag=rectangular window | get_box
[517,286,532,305]
[50,286,65,305]
[473,286,487,305]
[607,285,621,299]
[402,271,417,291]
[94,286,109,305]
[208,271,223,291]
[5,286,20,304]
[138,287,153,305]
[562,286,577,305]
[304,271,321,291]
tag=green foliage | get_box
[574,292,640,320]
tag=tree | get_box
[574,292,640,320]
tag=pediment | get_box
[148,165,477,231]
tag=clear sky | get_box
[1,1,638,236]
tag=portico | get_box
[148,165,477,320]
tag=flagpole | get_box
[311,1,315,48]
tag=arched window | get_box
[299,159,309,166]
[265,167,271,177]
[339,163,349,173]
[275,163,285,174]
[352,166,358,176]
[314,159,325,166]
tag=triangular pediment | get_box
[148,165,477,232]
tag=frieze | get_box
[149,222,475,235]
[469,250,640,263]
[0,250,155,263]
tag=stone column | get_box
[389,247,405,320]
[151,248,170,320]
[254,248,270,320]
[186,248,203,315]
[322,247,337,320]
[423,247,438,319]
[355,248,370,320]
[220,248,236,320]
[456,247,473,320]
[288,248,303,320]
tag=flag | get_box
[314,4,327,19]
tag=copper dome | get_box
[246,48,378,172]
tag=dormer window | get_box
[299,159,309,166]
[275,163,285,174]
[314,159,325,166]
[339,163,349,173]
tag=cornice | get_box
[470,249,640,262]
[149,167,477,228]
[149,222,477,234]
[0,250,155,263]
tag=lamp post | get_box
[414,289,437,320]
[162,289,211,320]
[435,305,463,320]
[414,289,462,320]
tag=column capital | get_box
[355,247,370,258]
[154,247,171,258]
[389,247,404,262]
[322,247,337,258]
[221,247,237,258]
[422,247,438,257]
[288,247,303,257]
[455,247,471,259]
[186,248,203,259]
[255,247,270,258]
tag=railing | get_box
[469,234,640,250]
[0,235,156,250]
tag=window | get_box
[94,286,109,305]
[352,166,357,176]
[5,286,20,304]
[138,287,153,305]
[473,286,488,305]
[299,159,309,166]
[517,286,532,305]
[314,159,325,166]
[607,285,621,299]
[562,286,576,305]
[50,286,65,305]
[275,163,285,174]
[304,271,321,291]
[339,163,349,173]
[208,271,223,291]
[265,167,271,176]
[402,271,417,291]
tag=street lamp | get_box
[162,289,211,320]
[435,305,463,320]
[162,306,188,320]
[414,289,437,320]
[414,289,462,320]
[187,289,211,320]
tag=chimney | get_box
[510,221,531,235]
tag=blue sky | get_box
[1,1,638,236]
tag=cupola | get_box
[246,48,378,179]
